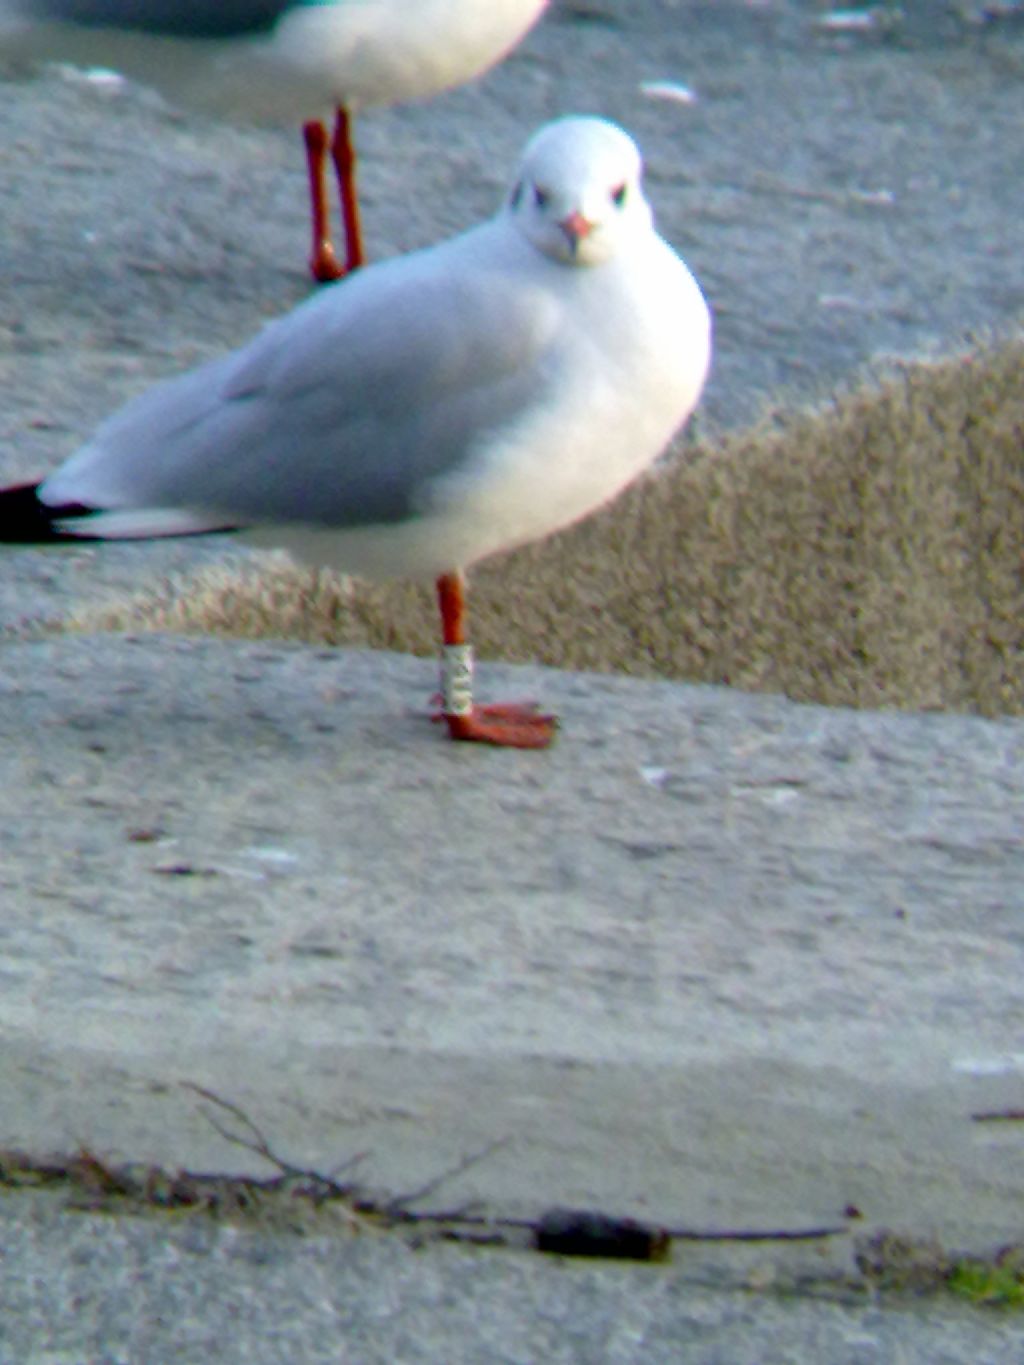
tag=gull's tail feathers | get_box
[0,481,234,543]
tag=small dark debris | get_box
[0,1148,68,1186]
[600,836,683,861]
[152,863,218,878]
[557,3,620,26]
[69,1148,139,1198]
[854,1230,951,1293]
[289,943,344,959]
[534,1208,671,1262]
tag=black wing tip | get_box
[0,481,97,543]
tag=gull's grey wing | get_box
[43,231,565,530]
[6,2,294,37]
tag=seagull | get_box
[0,116,712,748]
[0,0,549,280]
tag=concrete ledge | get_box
[2,632,1022,1262]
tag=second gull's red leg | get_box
[303,119,345,283]
[330,106,366,275]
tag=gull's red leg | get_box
[330,106,366,275]
[435,570,556,749]
[303,119,345,282]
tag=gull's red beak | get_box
[559,210,595,254]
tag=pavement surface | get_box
[2,1,1024,1361]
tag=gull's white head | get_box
[507,116,653,266]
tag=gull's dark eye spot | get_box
[533,184,550,209]
[612,183,628,208]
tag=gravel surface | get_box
[2,1189,1022,1365]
